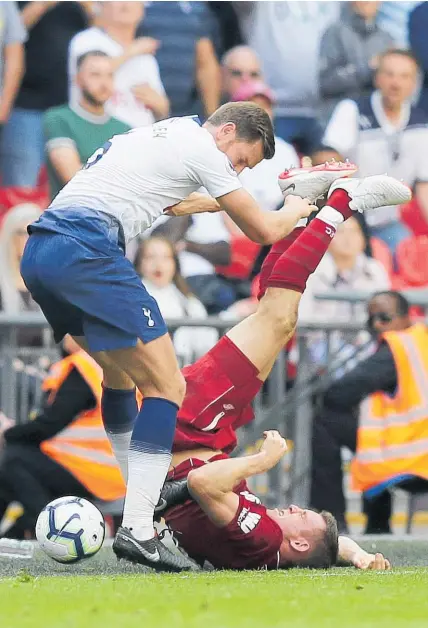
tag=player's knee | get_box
[262,301,298,337]
[138,369,186,406]
[187,469,205,497]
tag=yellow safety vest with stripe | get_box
[41,351,125,501]
[351,323,428,492]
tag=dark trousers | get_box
[310,407,428,533]
[0,444,94,534]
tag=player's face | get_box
[376,55,418,107]
[223,51,262,98]
[215,125,265,173]
[78,57,114,107]
[137,239,176,288]
[272,504,326,542]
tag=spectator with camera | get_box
[69,1,169,128]
[44,50,130,201]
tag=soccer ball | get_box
[35,496,105,563]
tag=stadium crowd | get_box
[0,0,428,546]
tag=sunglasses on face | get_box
[367,312,394,327]
[229,69,261,79]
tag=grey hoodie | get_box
[319,6,394,121]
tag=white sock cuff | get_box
[317,205,345,228]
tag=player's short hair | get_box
[370,291,410,316]
[207,102,275,160]
[77,50,110,71]
[377,48,420,71]
[287,511,339,570]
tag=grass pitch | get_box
[1,569,428,628]
[1,541,427,628]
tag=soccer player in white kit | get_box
[20,102,347,571]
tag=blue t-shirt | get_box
[138,1,217,117]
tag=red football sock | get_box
[257,227,305,300]
[266,219,336,293]
[265,188,354,294]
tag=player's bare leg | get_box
[72,333,198,572]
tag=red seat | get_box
[216,235,260,280]
[0,186,49,225]
[400,199,428,236]
[396,235,428,287]
[370,237,394,276]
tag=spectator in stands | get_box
[378,0,421,48]
[135,236,217,365]
[409,2,428,115]
[44,51,130,201]
[138,0,221,117]
[299,216,391,325]
[69,1,169,128]
[221,45,263,102]
[234,1,339,154]
[153,213,234,315]
[310,291,428,534]
[319,1,394,122]
[0,202,40,314]
[0,1,89,188]
[0,2,26,137]
[0,335,124,538]
[323,49,428,253]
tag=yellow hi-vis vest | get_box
[41,351,125,501]
[351,323,428,492]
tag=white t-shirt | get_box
[69,27,166,128]
[239,136,299,212]
[179,213,231,277]
[49,117,242,243]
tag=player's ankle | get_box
[319,189,353,225]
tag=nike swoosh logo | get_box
[201,411,225,432]
[125,535,160,561]
[282,183,295,193]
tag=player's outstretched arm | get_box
[187,431,287,527]
[217,189,317,245]
[338,536,391,570]
[164,192,221,216]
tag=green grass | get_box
[1,569,428,628]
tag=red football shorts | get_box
[174,336,262,454]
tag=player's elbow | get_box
[251,226,274,246]
[187,468,216,500]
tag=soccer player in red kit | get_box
[156,171,408,571]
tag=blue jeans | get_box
[0,108,45,187]
[370,221,411,256]
[274,115,322,155]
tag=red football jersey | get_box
[165,465,282,570]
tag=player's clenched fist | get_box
[260,430,287,465]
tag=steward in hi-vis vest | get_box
[352,323,428,492]
[41,351,125,501]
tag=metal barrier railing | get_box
[0,313,374,508]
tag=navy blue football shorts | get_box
[20,208,167,352]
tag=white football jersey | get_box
[49,117,242,243]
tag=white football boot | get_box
[278,161,358,202]
[327,174,412,213]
